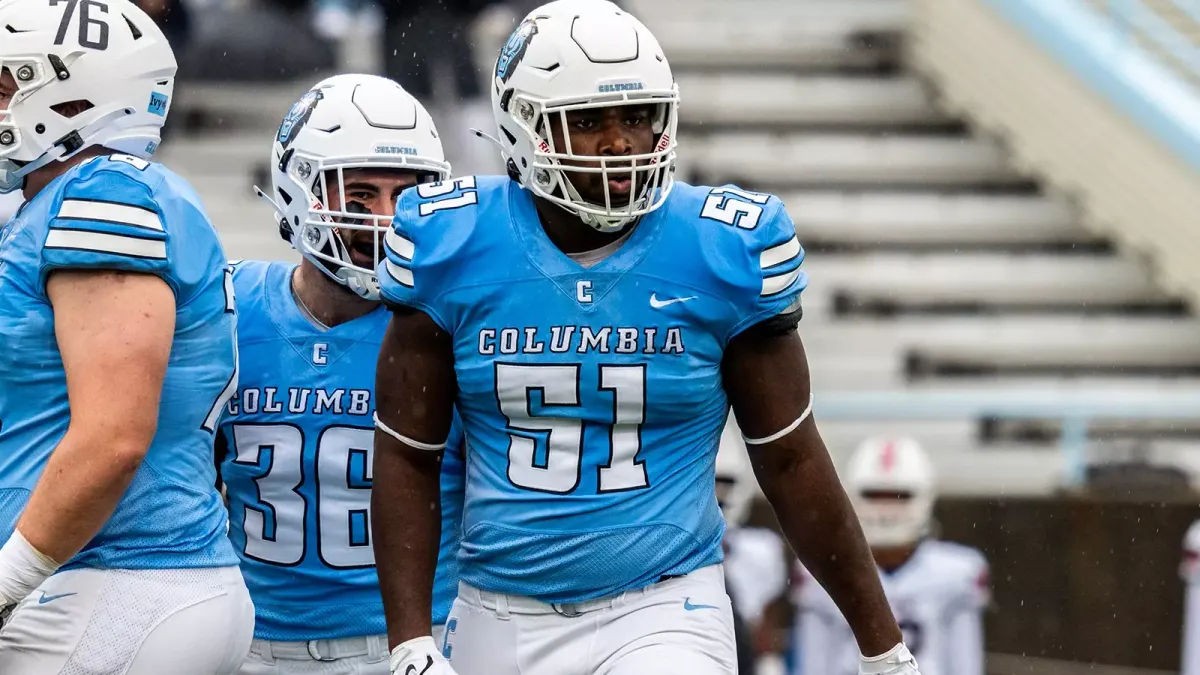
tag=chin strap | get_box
[254,185,296,245]
[469,127,505,151]
[335,265,379,300]
[253,184,286,215]
[0,107,136,193]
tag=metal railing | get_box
[818,390,1200,486]
[1102,0,1200,75]
[983,0,1200,171]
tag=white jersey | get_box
[725,526,789,625]
[791,540,988,675]
[1181,521,1200,675]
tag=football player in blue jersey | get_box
[217,73,465,675]
[371,2,921,675]
[0,0,253,672]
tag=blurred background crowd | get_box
[11,0,1197,673]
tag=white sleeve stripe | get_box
[384,230,414,260]
[384,259,414,288]
[58,199,163,232]
[45,229,168,260]
[761,268,801,297]
[760,236,801,269]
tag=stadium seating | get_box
[164,0,1200,496]
[628,0,1200,494]
[633,0,908,70]
[673,74,949,128]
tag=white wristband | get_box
[0,530,61,606]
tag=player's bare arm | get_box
[372,307,457,648]
[13,269,173,566]
[722,321,904,658]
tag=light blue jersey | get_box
[436,417,465,627]
[218,260,464,641]
[379,176,806,603]
[0,154,239,570]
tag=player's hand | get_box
[389,636,458,675]
[860,643,921,675]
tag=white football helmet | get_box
[0,0,175,193]
[264,73,450,300]
[845,437,936,548]
[716,417,759,528]
[489,0,679,233]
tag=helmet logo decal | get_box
[879,441,896,472]
[147,92,169,117]
[496,19,538,83]
[277,89,324,148]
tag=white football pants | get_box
[238,627,445,674]
[0,565,254,674]
[445,563,738,675]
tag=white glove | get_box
[389,636,458,675]
[860,643,921,675]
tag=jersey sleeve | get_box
[967,552,991,608]
[440,413,467,528]
[432,412,466,625]
[944,546,991,611]
[378,182,456,331]
[728,193,808,338]
[39,167,172,284]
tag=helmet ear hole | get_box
[50,100,94,119]
[122,14,143,40]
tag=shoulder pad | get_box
[379,176,501,329]
[39,157,172,282]
[670,183,806,340]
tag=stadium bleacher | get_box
[158,0,1200,498]
[631,0,1200,495]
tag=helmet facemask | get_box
[0,61,53,180]
[0,0,177,195]
[264,74,451,302]
[845,437,937,549]
[288,152,445,301]
[854,488,932,549]
[0,60,121,193]
[507,89,679,233]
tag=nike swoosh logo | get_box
[683,597,719,611]
[37,592,77,605]
[650,293,697,309]
[405,655,433,675]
